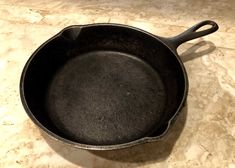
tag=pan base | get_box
[46,50,166,145]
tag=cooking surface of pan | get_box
[47,51,166,145]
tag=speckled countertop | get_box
[0,0,235,167]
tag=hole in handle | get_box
[191,20,218,34]
[195,24,213,32]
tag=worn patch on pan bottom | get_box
[46,50,166,145]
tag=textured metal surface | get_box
[47,51,166,145]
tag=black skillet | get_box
[20,20,218,150]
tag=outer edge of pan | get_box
[20,23,188,150]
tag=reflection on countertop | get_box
[0,0,235,168]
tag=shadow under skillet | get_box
[179,40,216,63]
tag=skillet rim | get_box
[20,23,188,150]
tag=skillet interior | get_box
[21,25,186,145]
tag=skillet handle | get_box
[163,20,218,51]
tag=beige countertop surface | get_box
[0,0,235,167]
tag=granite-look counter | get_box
[0,0,234,167]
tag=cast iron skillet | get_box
[20,20,218,150]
